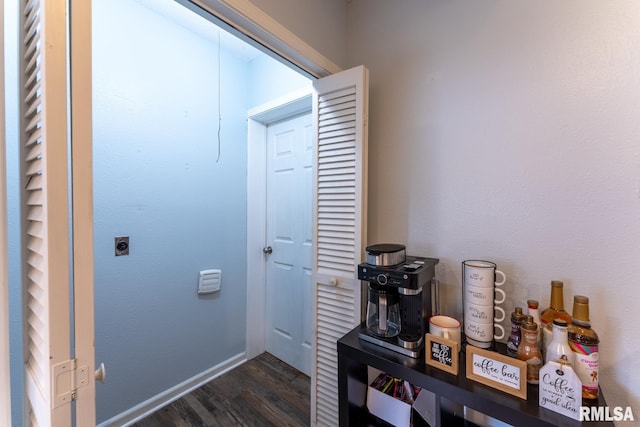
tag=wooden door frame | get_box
[246,88,312,360]
[182,0,340,78]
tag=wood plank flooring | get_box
[132,353,310,427]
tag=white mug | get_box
[429,315,462,348]
[463,260,506,288]
[464,302,505,324]
[464,318,506,347]
[464,284,506,306]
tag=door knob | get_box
[263,246,273,254]
[95,363,106,383]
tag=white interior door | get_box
[265,112,313,376]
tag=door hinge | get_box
[52,359,89,408]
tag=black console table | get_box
[337,325,613,426]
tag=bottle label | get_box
[569,342,599,390]
[507,323,520,353]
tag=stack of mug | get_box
[463,260,506,349]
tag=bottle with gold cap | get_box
[568,295,599,403]
[517,315,543,384]
[507,307,525,357]
[527,299,542,348]
[540,281,572,355]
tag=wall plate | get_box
[115,236,129,256]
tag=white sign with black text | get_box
[539,361,582,420]
[465,346,527,399]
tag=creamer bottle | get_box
[545,318,573,366]
[568,295,599,403]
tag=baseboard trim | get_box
[97,352,247,427]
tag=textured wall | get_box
[245,0,348,69]
[347,0,640,418]
[93,0,249,421]
[247,54,311,110]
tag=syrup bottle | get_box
[568,295,599,403]
[527,299,542,347]
[540,281,572,355]
[517,315,543,384]
[507,307,525,357]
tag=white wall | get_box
[245,0,348,69]
[347,0,640,419]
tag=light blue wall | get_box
[4,0,311,423]
[93,0,249,421]
[247,54,311,110]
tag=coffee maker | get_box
[357,243,439,358]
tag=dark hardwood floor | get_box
[132,353,310,427]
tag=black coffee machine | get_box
[357,243,439,358]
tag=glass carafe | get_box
[366,283,400,337]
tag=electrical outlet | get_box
[115,236,129,256]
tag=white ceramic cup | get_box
[429,315,462,348]
[464,284,506,306]
[463,260,506,288]
[464,318,506,345]
[464,302,505,324]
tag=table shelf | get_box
[337,325,612,427]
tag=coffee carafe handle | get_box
[432,277,440,315]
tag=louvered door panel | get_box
[20,0,72,425]
[317,90,357,278]
[311,66,368,426]
[22,0,50,421]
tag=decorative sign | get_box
[425,333,459,375]
[466,345,527,399]
[539,361,581,420]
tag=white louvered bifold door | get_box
[20,0,95,425]
[310,65,368,426]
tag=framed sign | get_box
[425,333,459,375]
[466,345,527,399]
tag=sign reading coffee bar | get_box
[466,346,527,399]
